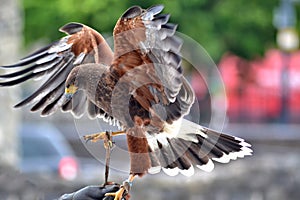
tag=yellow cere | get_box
[65,84,78,94]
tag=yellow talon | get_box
[83,130,126,148]
[105,187,126,200]
[83,132,106,143]
[105,175,135,200]
[106,175,135,200]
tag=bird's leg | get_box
[83,130,126,144]
[105,174,136,200]
[83,130,125,186]
[104,131,112,186]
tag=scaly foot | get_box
[105,178,133,200]
[83,130,125,148]
[104,185,127,200]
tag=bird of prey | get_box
[0,5,252,199]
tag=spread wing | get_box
[0,23,113,118]
[110,5,196,176]
[111,5,194,125]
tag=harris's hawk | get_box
[0,5,252,199]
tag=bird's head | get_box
[65,68,81,100]
[64,64,106,101]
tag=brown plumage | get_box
[0,5,252,181]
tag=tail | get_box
[146,118,252,176]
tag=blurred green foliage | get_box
[22,0,283,61]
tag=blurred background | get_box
[0,0,300,200]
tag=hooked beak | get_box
[65,93,73,101]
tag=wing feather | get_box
[13,54,75,108]
[41,94,64,116]
[111,5,194,125]
[30,81,65,112]
[0,22,113,118]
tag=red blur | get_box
[218,49,300,123]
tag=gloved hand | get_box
[58,184,124,200]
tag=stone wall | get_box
[1,142,299,200]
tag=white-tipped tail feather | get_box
[162,167,180,176]
[179,165,194,177]
[197,159,214,172]
[146,118,252,176]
